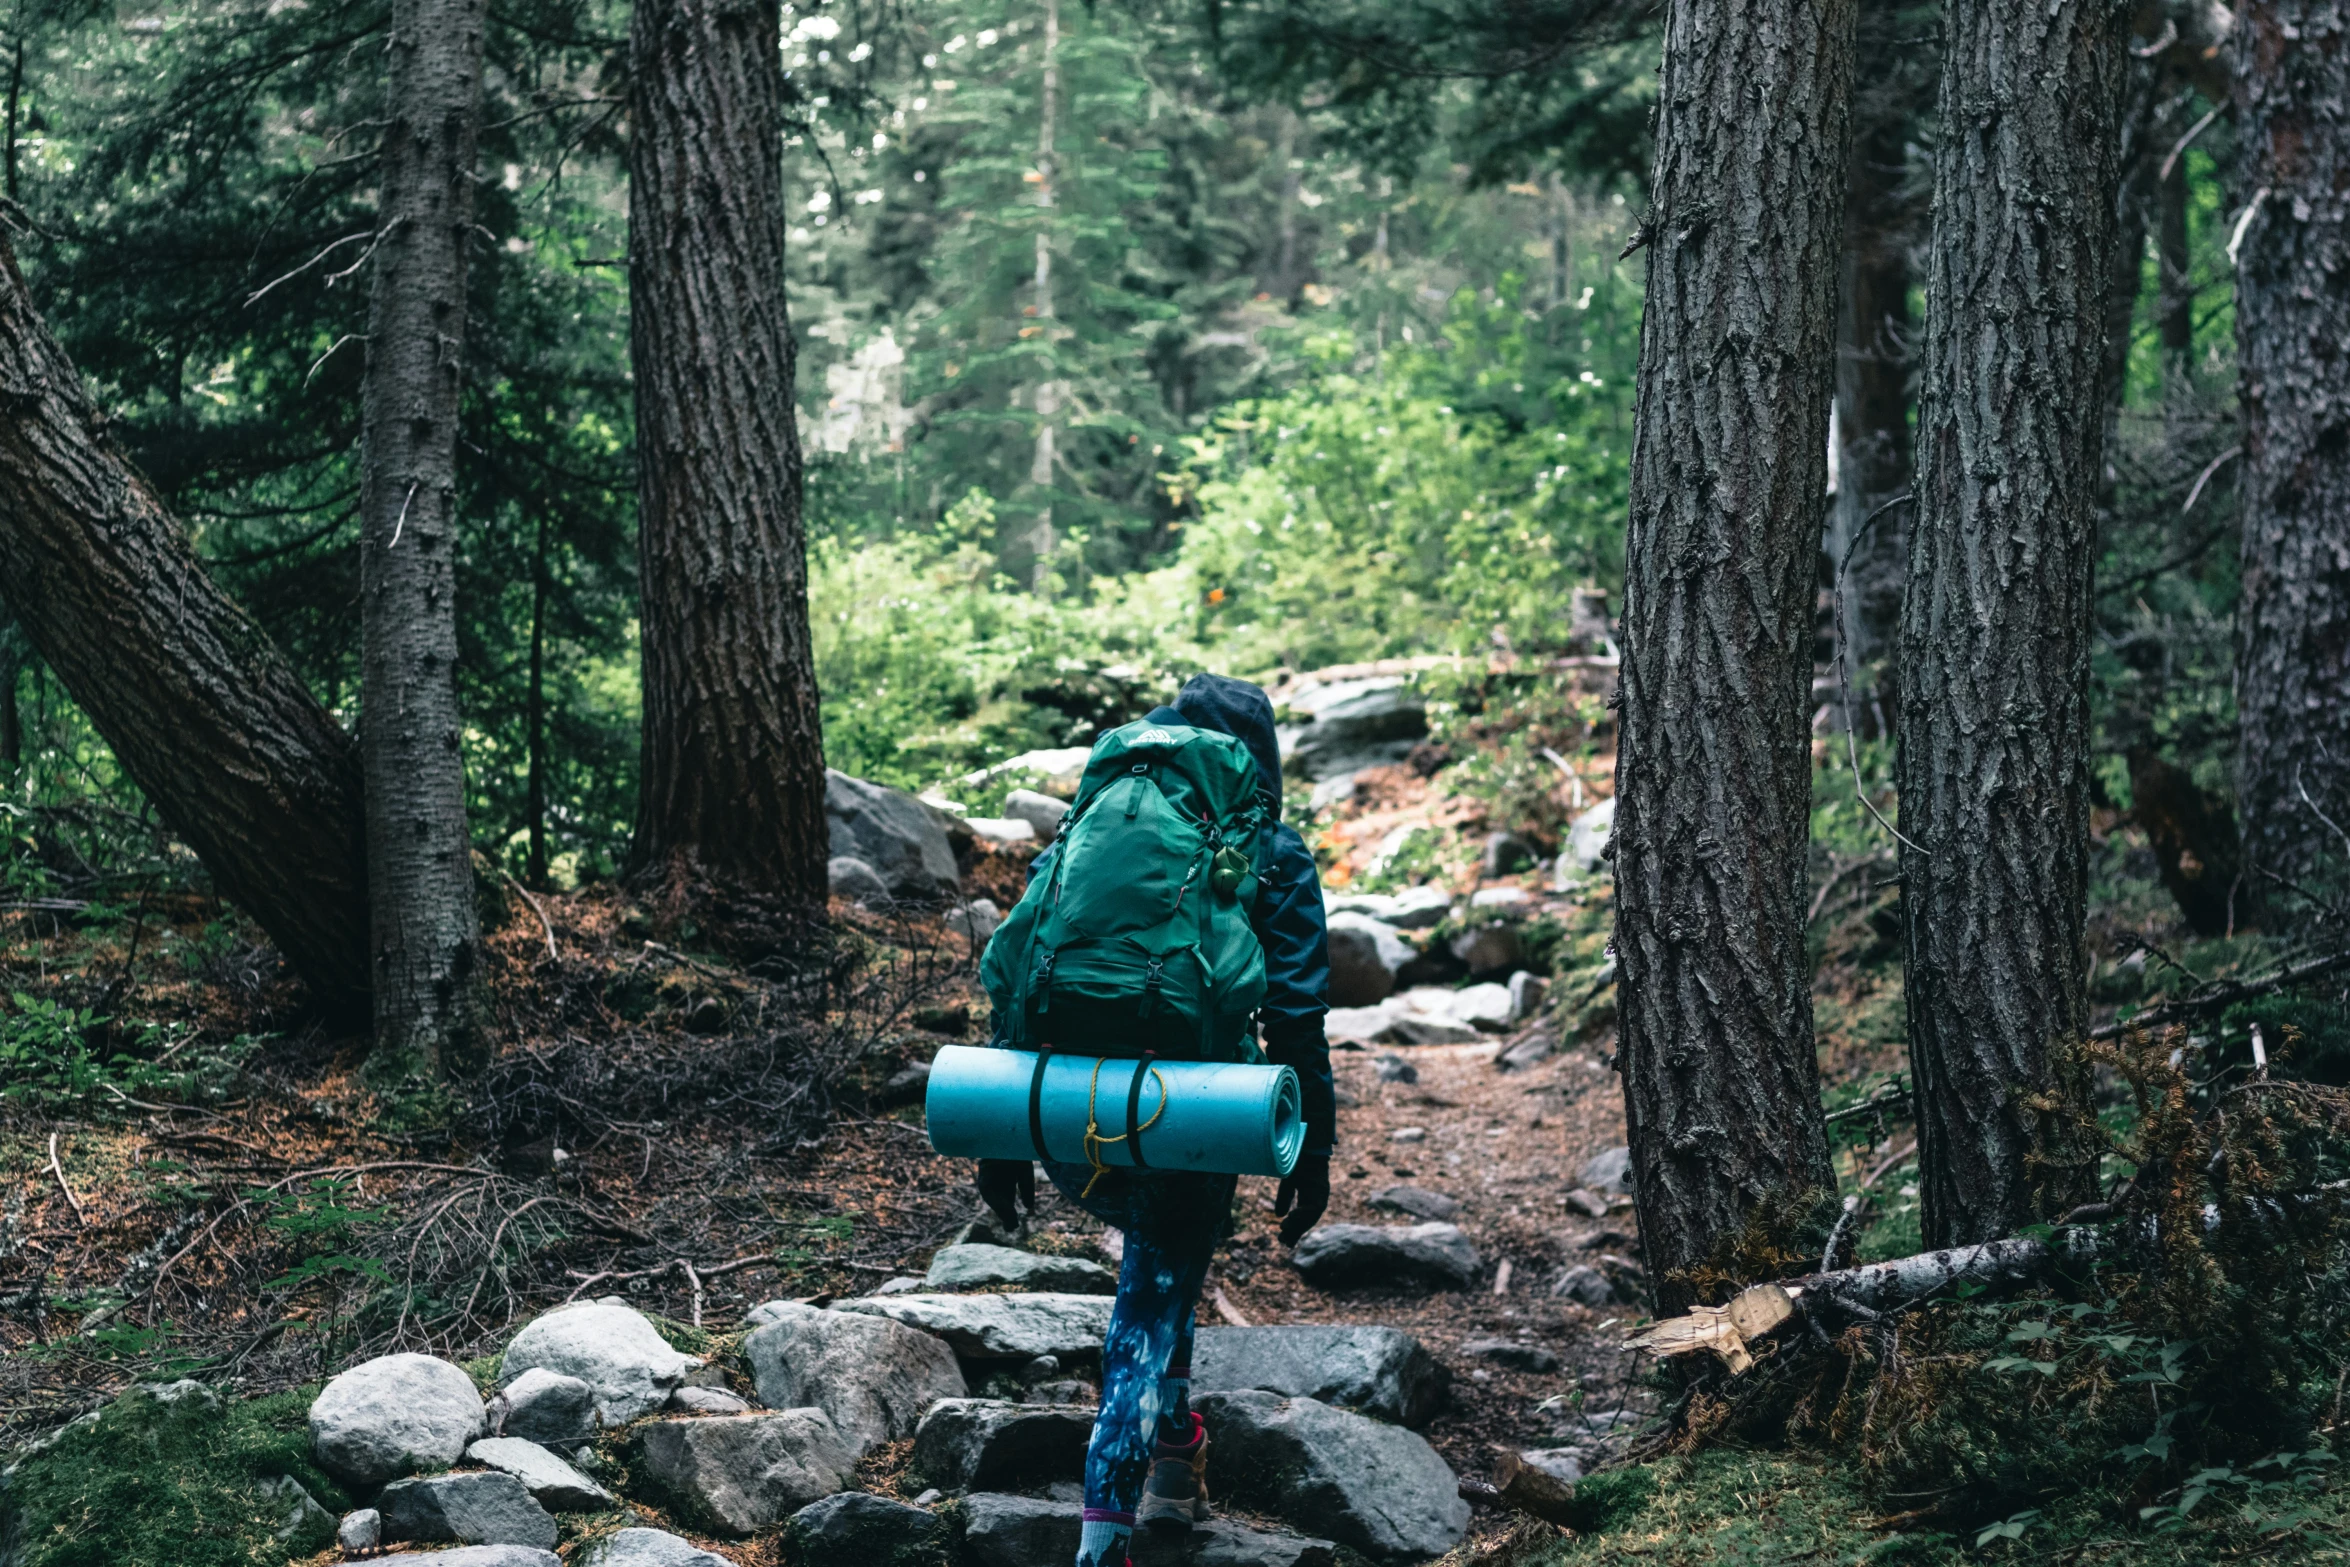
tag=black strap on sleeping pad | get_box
[1125,1051,1156,1168]
[1028,1044,1054,1162]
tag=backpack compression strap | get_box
[1027,1045,1055,1162]
[1125,1051,1156,1168]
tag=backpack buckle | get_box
[1139,956,1165,1018]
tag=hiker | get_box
[973,672,1333,1567]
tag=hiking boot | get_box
[1136,1411,1210,1537]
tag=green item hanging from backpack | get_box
[981,719,1271,1063]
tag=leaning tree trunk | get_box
[359,0,487,1071]
[1897,0,2128,1248]
[1611,0,1854,1313]
[2233,0,2350,934]
[626,0,829,938]
[0,237,370,1010]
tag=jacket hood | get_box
[1147,673,1283,808]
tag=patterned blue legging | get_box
[1044,1160,1233,1552]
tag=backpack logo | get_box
[1136,727,1183,745]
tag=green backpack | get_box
[981,720,1270,1062]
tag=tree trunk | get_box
[0,237,370,1009]
[1611,0,1854,1313]
[2232,0,2350,932]
[1826,52,1917,675]
[526,509,550,889]
[1028,0,1061,593]
[627,0,829,934]
[360,0,486,1071]
[0,625,20,769]
[1897,0,2127,1247]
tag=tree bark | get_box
[0,237,370,1009]
[626,0,829,932]
[1611,0,1854,1313]
[360,0,486,1070]
[526,509,550,889]
[2232,0,2350,933]
[1897,0,2127,1247]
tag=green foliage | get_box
[0,994,252,1109]
[0,1385,346,1567]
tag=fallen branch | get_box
[48,1133,85,1225]
[2091,948,2350,1040]
[500,868,559,961]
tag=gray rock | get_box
[1323,1002,1401,1043]
[1022,1379,1097,1406]
[1482,831,1535,876]
[1196,1391,1468,1562]
[257,1474,334,1549]
[309,1352,485,1487]
[1285,682,1427,781]
[579,1528,731,1567]
[1460,1339,1562,1375]
[784,1490,952,1566]
[1508,970,1548,1021]
[338,1508,382,1553]
[962,817,1037,846]
[1561,797,1615,877]
[667,1385,752,1415]
[924,1243,1115,1294]
[1579,1145,1633,1193]
[875,1275,926,1294]
[1562,1188,1610,1218]
[833,1291,1114,1360]
[828,770,960,900]
[1365,1185,1461,1223]
[955,1493,1075,1567]
[393,1551,563,1567]
[1002,789,1070,843]
[1551,1265,1619,1307]
[143,1379,224,1412]
[1193,1324,1448,1428]
[1291,1223,1481,1291]
[1495,1031,1555,1072]
[1194,1517,1340,1567]
[1372,1053,1418,1084]
[743,1302,969,1456]
[909,1398,1093,1490]
[1427,982,1514,1028]
[1448,922,1524,979]
[465,1436,614,1510]
[829,855,894,905]
[635,1410,855,1535]
[1386,886,1454,929]
[491,1367,597,1446]
[378,1471,559,1551]
[500,1298,693,1427]
[1470,884,1534,915]
[949,899,1003,944]
[1518,1447,1585,1485]
[1325,913,1411,1008]
[1390,1011,1483,1046]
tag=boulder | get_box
[1579,1146,1633,1193]
[958,746,1093,797]
[1562,1188,1610,1218]
[1469,884,1533,915]
[309,1352,485,1487]
[1460,1339,1562,1375]
[1495,1031,1554,1072]
[338,1508,382,1554]
[1560,797,1615,877]
[500,1298,693,1426]
[1437,982,1515,1028]
[1365,1185,1460,1223]
[1508,971,1547,1021]
[1551,1265,1619,1307]
[955,1493,1075,1567]
[924,1243,1116,1294]
[948,899,1002,945]
[635,1410,855,1536]
[257,1474,334,1550]
[833,1292,1114,1360]
[908,1398,1093,1490]
[828,856,894,905]
[668,1386,753,1415]
[1481,832,1536,876]
[1195,1518,1340,1567]
[1448,922,1524,979]
[1394,941,1468,989]
[1196,1391,1468,1562]
[1324,913,1410,1007]
[784,1492,952,1566]
[1373,1053,1417,1084]
[962,817,1037,846]
[743,1302,969,1456]
[579,1528,732,1567]
[827,770,960,900]
[1390,1011,1483,1046]
[1323,1002,1401,1044]
[490,1367,596,1447]
[377,1471,559,1551]
[1002,789,1070,843]
[1291,1223,1480,1292]
[1284,682,1427,782]
[1022,1379,1097,1406]
[464,1436,614,1510]
[1385,886,1453,929]
[394,1551,563,1567]
[1518,1447,1585,1485]
[1192,1324,1448,1428]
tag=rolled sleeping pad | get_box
[925,1044,1304,1178]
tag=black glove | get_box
[1274,1154,1331,1246]
[976,1159,1036,1232]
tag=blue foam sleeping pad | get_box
[924,1044,1304,1178]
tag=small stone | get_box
[1325,912,1412,1007]
[1482,831,1536,877]
[500,1298,692,1427]
[338,1508,382,1553]
[1460,1338,1562,1375]
[924,1243,1116,1294]
[1391,1012,1483,1046]
[1449,922,1524,979]
[1470,884,1533,913]
[1507,971,1548,1021]
[783,1490,953,1566]
[909,1398,1093,1491]
[1291,1223,1481,1292]
[465,1436,614,1510]
[491,1367,597,1447]
[309,1352,486,1488]
[1562,1188,1609,1218]
[1561,797,1615,876]
[1496,1032,1555,1072]
[912,1488,943,1506]
[633,1409,855,1536]
[1578,1146,1633,1193]
[1552,1265,1618,1307]
[949,899,1003,944]
[875,1276,925,1294]
[1323,1003,1401,1043]
[1518,1447,1585,1485]
[1002,789,1070,842]
[1389,1127,1427,1143]
[1384,886,1453,929]
[377,1471,559,1551]
[1017,1355,1062,1384]
[667,1385,752,1415]
[881,1061,932,1106]
[1365,1185,1460,1223]
[578,1527,732,1566]
[828,856,893,905]
[962,817,1037,846]
[1372,1054,1418,1084]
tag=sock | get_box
[1077,1511,1133,1567]
[1155,1362,1192,1445]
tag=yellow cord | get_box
[1081,1056,1169,1196]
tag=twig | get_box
[48,1133,85,1225]
[500,868,560,961]
[458,1195,557,1322]
[1213,1287,1254,1326]
[1821,1194,1863,1273]
[2180,445,2242,514]
[1492,1258,1514,1296]
[1858,1138,1918,1192]
[680,1259,705,1329]
[1830,493,1927,856]
[2158,103,2222,182]
[2228,187,2269,269]
[1807,854,1885,925]
[2091,948,2350,1040]
[243,230,371,306]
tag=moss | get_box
[0,1384,346,1567]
